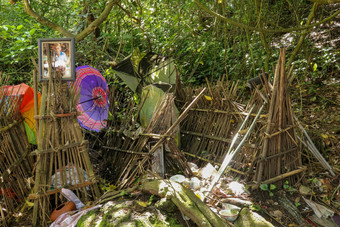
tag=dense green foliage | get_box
[0,0,339,86]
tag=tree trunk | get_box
[140,179,229,227]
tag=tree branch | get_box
[75,0,119,42]
[194,0,340,34]
[287,3,318,67]
[23,0,75,38]
[117,2,152,51]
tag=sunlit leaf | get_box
[29,28,36,36]
[321,134,328,139]
[136,201,148,207]
[26,200,34,207]
[270,184,277,190]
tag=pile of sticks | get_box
[31,72,100,226]
[0,77,34,226]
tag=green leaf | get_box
[29,28,36,36]
[270,184,277,190]
[269,192,274,196]
[283,184,289,189]
[313,63,318,72]
[16,25,23,30]
[260,184,268,191]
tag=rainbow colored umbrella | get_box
[75,65,109,132]
[2,83,41,144]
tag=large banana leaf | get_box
[113,50,176,92]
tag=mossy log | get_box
[140,179,229,227]
[234,208,274,227]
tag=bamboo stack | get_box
[253,49,303,188]
[0,77,34,226]
[31,72,100,226]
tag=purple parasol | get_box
[75,65,109,132]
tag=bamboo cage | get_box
[102,86,200,189]
[252,49,303,188]
[0,77,34,226]
[180,78,263,178]
[31,71,100,226]
[180,49,304,188]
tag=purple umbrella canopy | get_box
[74,65,109,132]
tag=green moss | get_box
[76,209,100,227]
[117,221,137,227]
[99,207,132,227]
[165,217,184,227]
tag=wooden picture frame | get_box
[38,38,75,82]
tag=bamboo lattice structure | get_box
[180,78,263,178]
[31,72,100,226]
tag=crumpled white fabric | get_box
[61,188,85,210]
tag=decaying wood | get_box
[140,179,229,227]
[278,194,311,227]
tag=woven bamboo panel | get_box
[0,79,34,226]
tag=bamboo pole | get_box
[32,82,47,227]
[190,108,267,118]
[252,166,307,190]
[207,104,264,194]
[255,50,281,184]
[148,88,206,155]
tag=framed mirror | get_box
[38,38,75,81]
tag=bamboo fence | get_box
[180,77,263,178]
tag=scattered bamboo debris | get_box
[295,116,335,176]
[31,71,100,226]
[0,79,34,226]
